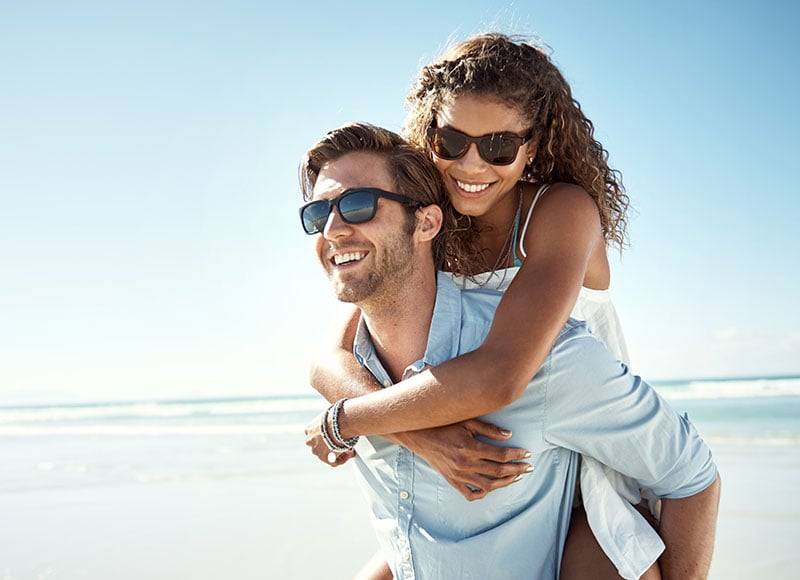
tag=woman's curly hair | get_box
[404,32,630,275]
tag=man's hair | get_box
[299,121,459,270]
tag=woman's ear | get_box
[525,142,537,164]
[415,204,443,242]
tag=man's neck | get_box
[359,272,437,383]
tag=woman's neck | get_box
[474,184,523,273]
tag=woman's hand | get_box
[392,419,532,501]
[305,413,533,499]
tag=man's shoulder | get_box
[550,317,601,355]
[438,273,597,351]
[557,317,591,340]
[435,271,500,317]
[457,284,594,345]
[459,286,503,320]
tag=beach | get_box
[2,454,376,579]
[2,380,799,579]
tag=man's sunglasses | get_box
[299,187,421,235]
[426,124,533,166]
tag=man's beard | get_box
[330,230,415,306]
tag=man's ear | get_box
[415,204,443,242]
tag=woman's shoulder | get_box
[521,181,597,212]
[515,180,608,278]
[519,181,601,240]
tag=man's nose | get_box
[322,207,353,239]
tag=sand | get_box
[2,442,798,579]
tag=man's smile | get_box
[331,251,368,266]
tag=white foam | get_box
[655,378,800,400]
[0,397,326,424]
[0,423,308,437]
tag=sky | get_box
[1,0,798,405]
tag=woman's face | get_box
[432,94,532,221]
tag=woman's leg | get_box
[560,505,662,580]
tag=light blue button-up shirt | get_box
[351,272,717,580]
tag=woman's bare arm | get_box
[308,305,531,499]
[311,184,604,440]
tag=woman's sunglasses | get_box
[299,187,421,235]
[426,124,533,166]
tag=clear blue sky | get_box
[1,1,798,404]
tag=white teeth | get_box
[456,180,490,193]
[333,252,366,265]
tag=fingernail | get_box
[523,451,532,459]
[513,474,524,483]
[525,465,534,473]
[500,429,511,436]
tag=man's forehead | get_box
[313,152,392,200]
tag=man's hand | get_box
[304,409,355,467]
[391,419,532,501]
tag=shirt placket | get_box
[394,446,416,579]
[392,363,428,578]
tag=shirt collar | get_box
[419,271,462,367]
[352,271,463,377]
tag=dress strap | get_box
[511,197,523,268]
[517,184,550,259]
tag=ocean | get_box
[1,376,799,579]
[2,375,799,495]
[0,395,326,495]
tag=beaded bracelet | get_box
[330,398,360,449]
[320,405,348,452]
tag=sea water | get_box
[1,376,799,495]
[0,377,800,493]
[0,395,328,495]
[651,376,800,445]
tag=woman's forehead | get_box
[436,94,528,134]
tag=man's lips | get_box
[331,251,367,266]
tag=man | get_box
[299,122,720,579]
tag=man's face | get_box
[311,152,416,306]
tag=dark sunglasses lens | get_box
[431,127,520,165]
[302,201,332,234]
[479,134,519,165]
[339,190,377,224]
[431,128,468,159]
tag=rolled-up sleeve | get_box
[542,321,718,498]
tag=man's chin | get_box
[334,290,357,303]
[332,282,368,304]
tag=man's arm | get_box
[309,304,384,402]
[543,323,721,576]
[658,474,721,580]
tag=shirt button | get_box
[399,490,410,500]
[402,550,411,561]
